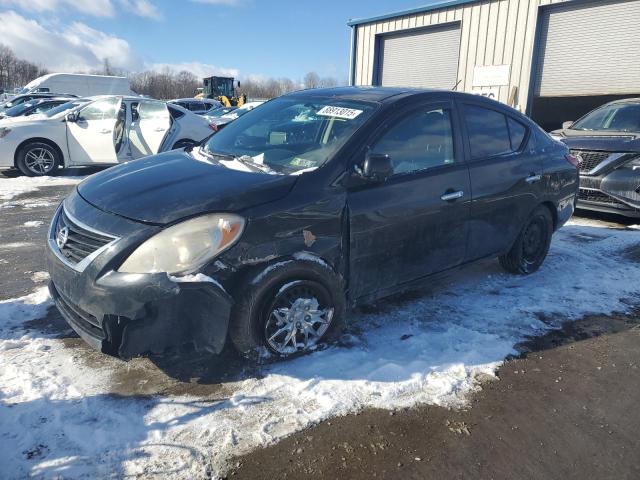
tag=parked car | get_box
[209,101,265,130]
[1,92,79,110]
[0,97,75,120]
[551,98,640,218]
[0,96,216,176]
[203,106,237,119]
[17,73,136,97]
[169,98,222,115]
[46,87,578,361]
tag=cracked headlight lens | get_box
[118,213,245,274]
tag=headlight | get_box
[0,127,11,138]
[118,213,245,274]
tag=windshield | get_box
[571,103,640,132]
[203,96,375,175]
[45,100,88,118]
[3,102,36,117]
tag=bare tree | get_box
[0,43,342,100]
[303,71,321,89]
[0,44,48,92]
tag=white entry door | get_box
[66,97,122,165]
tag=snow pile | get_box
[0,175,84,202]
[1,218,639,479]
[23,221,44,228]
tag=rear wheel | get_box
[16,142,60,177]
[229,260,345,359]
[499,205,553,274]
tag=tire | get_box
[16,142,60,177]
[499,205,553,275]
[229,259,346,360]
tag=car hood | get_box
[553,129,640,153]
[77,150,298,225]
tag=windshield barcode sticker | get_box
[316,106,363,120]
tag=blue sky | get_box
[0,0,441,82]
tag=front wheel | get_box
[499,205,553,275]
[229,260,345,359]
[16,142,60,177]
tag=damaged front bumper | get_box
[46,193,233,359]
[578,167,640,217]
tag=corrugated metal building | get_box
[348,0,640,130]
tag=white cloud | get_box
[0,0,162,19]
[0,11,141,72]
[0,0,116,17]
[118,0,162,20]
[0,11,241,80]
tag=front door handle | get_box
[525,174,542,184]
[100,129,112,134]
[441,190,464,202]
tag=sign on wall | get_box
[471,87,501,102]
[472,65,511,87]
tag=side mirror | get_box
[562,121,573,130]
[362,151,393,182]
[66,112,78,122]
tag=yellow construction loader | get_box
[200,76,246,107]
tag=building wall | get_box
[352,0,569,111]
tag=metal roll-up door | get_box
[535,0,640,97]
[378,23,461,90]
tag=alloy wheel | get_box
[263,281,334,355]
[24,147,55,175]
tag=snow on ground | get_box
[0,175,84,203]
[1,218,639,479]
[23,220,44,228]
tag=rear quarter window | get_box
[507,117,528,151]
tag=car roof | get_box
[283,86,515,107]
[608,97,640,105]
[283,86,484,104]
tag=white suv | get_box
[0,96,215,176]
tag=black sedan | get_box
[551,98,640,218]
[46,88,578,361]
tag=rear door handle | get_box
[440,190,464,202]
[100,129,112,134]
[154,127,167,132]
[525,174,542,184]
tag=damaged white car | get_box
[0,96,216,176]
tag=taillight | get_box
[209,123,218,132]
[565,153,580,168]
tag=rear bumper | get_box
[47,243,233,359]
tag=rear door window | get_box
[465,105,512,159]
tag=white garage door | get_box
[378,23,461,90]
[535,0,640,97]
